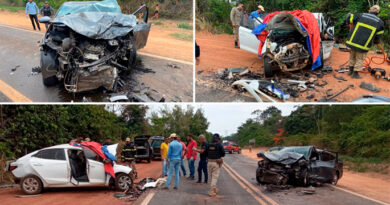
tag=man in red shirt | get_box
[177,136,187,176]
[186,134,197,179]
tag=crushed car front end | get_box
[40,0,150,93]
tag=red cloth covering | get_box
[256,10,320,65]
[79,141,116,178]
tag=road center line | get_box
[223,162,279,205]
[0,79,32,102]
[328,185,389,205]
[222,164,268,205]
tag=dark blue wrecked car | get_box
[256,146,343,186]
[39,0,150,93]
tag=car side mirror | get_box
[39,16,51,24]
[311,157,317,161]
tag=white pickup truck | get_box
[239,12,335,77]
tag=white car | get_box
[9,143,133,195]
[239,12,335,77]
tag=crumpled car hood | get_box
[263,151,305,165]
[52,12,138,40]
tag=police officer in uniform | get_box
[40,1,54,29]
[206,133,225,197]
[121,137,138,178]
[346,5,384,79]
[230,3,244,48]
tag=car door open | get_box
[84,148,106,185]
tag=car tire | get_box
[331,172,339,185]
[263,55,273,78]
[20,175,43,195]
[40,50,58,86]
[115,173,133,192]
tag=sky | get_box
[147,103,299,136]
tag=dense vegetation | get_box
[196,0,389,49]
[0,0,192,19]
[231,105,390,163]
[0,105,209,160]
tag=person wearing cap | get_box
[160,137,169,177]
[121,137,137,178]
[250,5,265,19]
[177,136,187,176]
[25,0,40,31]
[230,3,244,48]
[206,133,225,197]
[85,137,91,142]
[164,133,183,190]
[40,1,54,30]
[345,5,384,79]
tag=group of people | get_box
[160,133,225,197]
[25,0,55,31]
[229,3,384,77]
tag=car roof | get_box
[62,1,100,6]
[43,144,82,150]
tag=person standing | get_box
[103,137,112,146]
[250,5,265,19]
[160,137,169,177]
[186,134,197,180]
[40,1,54,30]
[177,136,187,176]
[164,133,183,190]
[196,135,208,184]
[25,0,40,31]
[346,5,384,78]
[121,138,138,179]
[207,134,225,197]
[230,3,243,48]
[152,4,160,20]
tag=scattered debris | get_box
[167,63,180,69]
[353,95,390,103]
[315,80,327,87]
[321,65,333,73]
[115,177,166,201]
[109,94,129,102]
[232,80,278,102]
[326,84,354,101]
[369,67,386,79]
[360,82,381,93]
[335,68,349,73]
[134,67,156,73]
[197,70,204,75]
[306,93,315,100]
[11,65,20,72]
[296,186,316,196]
[333,74,347,81]
[338,44,351,52]
[0,184,18,188]
[16,194,41,198]
[265,184,293,192]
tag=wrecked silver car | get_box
[256,146,343,186]
[39,0,150,93]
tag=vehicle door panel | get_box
[239,26,260,55]
[87,159,106,184]
[30,150,69,185]
[310,151,337,182]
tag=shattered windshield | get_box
[56,0,121,18]
[278,146,312,159]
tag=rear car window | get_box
[33,148,66,160]
[321,151,336,161]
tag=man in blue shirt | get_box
[164,133,183,189]
[250,5,265,20]
[25,0,40,31]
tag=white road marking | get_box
[329,185,389,205]
[140,191,155,205]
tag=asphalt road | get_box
[144,154,384,205]
[0,24,193,102]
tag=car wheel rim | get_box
[23,178,39,193]
[118,175,131,189]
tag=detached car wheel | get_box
[20,175,43,195]
[115,173,133,191]
[263,55,273,77]
[40,50,58,86]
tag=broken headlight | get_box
[108,39,119,46]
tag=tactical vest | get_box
[346,13,384,52]
[122,143,136,160]
[207,143,221,159]
[42,7,52,17]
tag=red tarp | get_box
[255,10,321,65]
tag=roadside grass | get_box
[153,20,163,25]
[177,22,192,30]
[169,32,193,41]
[0,4,24,12]
[340,155,389,174]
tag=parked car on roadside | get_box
[134,135,153,163]
[150,136,164,159]
[223,141,241,154]
[256,146,343,186]
[239,11,334,77]
[9,143,133,195]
